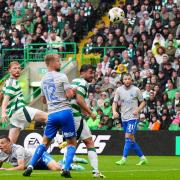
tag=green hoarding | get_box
[175,136,180,155]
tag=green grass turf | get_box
[0,156,180,180]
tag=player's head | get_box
[80,64,94,82]
[8,61,21,78]
[0,135,11,153]
[123,73,132,87]
[44,54,61,72]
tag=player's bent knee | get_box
[42,137,51,147]
[67,137,77,146]
[47,161,61,171]
[83,137,94,148]
[125,133,135,140]
[34,110,48,122]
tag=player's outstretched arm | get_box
[2,159,25,171]
[1,95,10,122]
[76,94,96,119]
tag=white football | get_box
[108,7,125,23]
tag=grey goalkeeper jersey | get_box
[113,85,144,121]
[41,71,72,114]
[0,144,32,167]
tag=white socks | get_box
[88,149,98,173]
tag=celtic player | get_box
[1,61,47,143]
[64,64,105,178]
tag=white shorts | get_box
[10,106,38,130]
[74,116,92,140]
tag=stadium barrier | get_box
[1,42,77,73]
[0,130,179,156]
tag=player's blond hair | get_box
[8,61,20,70]
[44,54,59,66]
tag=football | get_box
[108,7,125,23]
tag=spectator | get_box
[137,113,149,130]
[93,36,104,55]
[101,99,112,118]
[160,113,172,130]
[109,70,120,87]
[166,41,176,61]
[142,83,152,100]
[169,111,180,129]
[121,50,133,72]
[49,31,63,52]
[143,11,153,33]
[101,55,110,75]
[87,112,100,130]
[36,0,48,12]
[61,2,70,16]
[149,113,161,130]
[73,14,83,42]
[97,91,108,107]
[165,79,179,102]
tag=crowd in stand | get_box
[84,0,180,131]
[0,0,113,77]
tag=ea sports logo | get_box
[24,133,43,154]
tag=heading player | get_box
[67,64,105,178]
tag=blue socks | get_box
[123,138,132,157]
[123,138,144,158]
[29,144,46,168]
[64,145,76,171]
[132,141,144,157]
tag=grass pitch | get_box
[0,156,180,180]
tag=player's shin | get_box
[132,141,144,157]
[123,138,133,158]
[88,148,98,173]
[29,144,47,168]
[64,145,76,171]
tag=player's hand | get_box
[90,112,96,120]
[113,111,119,119]
[72,88,77,97]
[1,112,8,122]
[133,110,139,116]
[0,168,6,170]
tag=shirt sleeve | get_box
[62,74,71,90]
[113,88,120,102]
[76,83,87,98]
[0,151,9,162]
[3,79,16,97]
[137,88,144,102]
[16,146,26,161]
[40,80,45,96]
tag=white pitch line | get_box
[0,169,180,176]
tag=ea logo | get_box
[24,133,43,154]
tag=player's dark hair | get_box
[80,64,93,73]
[0,135,10,142]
